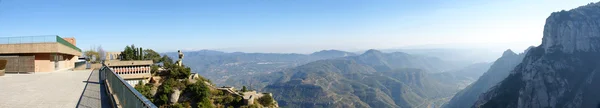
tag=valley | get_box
[167,49,497,107]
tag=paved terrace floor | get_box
[0,70,110,108]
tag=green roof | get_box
[56,35,82,52]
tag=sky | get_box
[0,0,597,53]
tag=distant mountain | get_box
[162,49,358,86]
[443,49,528,108]
[380,48,504,66]
[262,49,462,108]
[351,49,456,73]
[474,2,600,108]
[310,50,357,58]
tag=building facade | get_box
[0,35,82,72]
[105,52,122,60]
[105,60,153,86]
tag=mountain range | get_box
[262,49,469,108]
[163,49,357,85]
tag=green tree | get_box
[120,45,145,60]
[134,82,153,100]
[84,50,100,62]
[171,103,184,108]
[257,95,273,107]
[162,55,174,66]
[155,78,183,106]
[157,94,169,106]
[186,81,210,100]
[144,49,162,63]
[197,98,213,108]
[151,65,159,75]
[121,45,134,60]
[223,95,235,104]
[241,86,248,92]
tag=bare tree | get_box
[97,45,106,61]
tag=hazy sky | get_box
[0,0,597,53]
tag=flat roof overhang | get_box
[105,60,153,67]
[0,42,82,56]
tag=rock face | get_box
[170,89,181,104]
[443,49,527,108]
[542,4,600,53]
[473,2,600,108]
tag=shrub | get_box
[197,97,213,108]
[134,82,153,99]
[186,81,210,100]
[257,95,274,106]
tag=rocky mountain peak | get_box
[541,2,600,53]
[501,49,517,57]
[362,49,383,55]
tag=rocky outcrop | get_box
[443,49,527,108]
[473,2,600,108]
[541,3,600,53]
[170,89,181,104]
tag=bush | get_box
[171,103,184,108]
[186,81,210,100]
[257,95,274,106]
[151,65,159,75]
[197,97,213,108]
[134,82,153,100]
[156,94,169,106]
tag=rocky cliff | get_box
[473,2,600,108]
[443,49,527,108]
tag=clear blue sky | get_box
[0,0,596,53]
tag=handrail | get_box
[101,62,157,108]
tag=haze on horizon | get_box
[0,0,597,53]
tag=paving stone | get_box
[0,70,110,108]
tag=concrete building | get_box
[0,35,82,73]
[105,52,121,60]
[105,60,153,86]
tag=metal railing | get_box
[101,63,157,108]
[0,35,56,44]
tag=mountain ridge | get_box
[263,49,462,108]
[443,48,528,108]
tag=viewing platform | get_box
[0,64,157,108]
[0,70,109,108]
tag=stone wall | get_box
[0,43,81,56]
